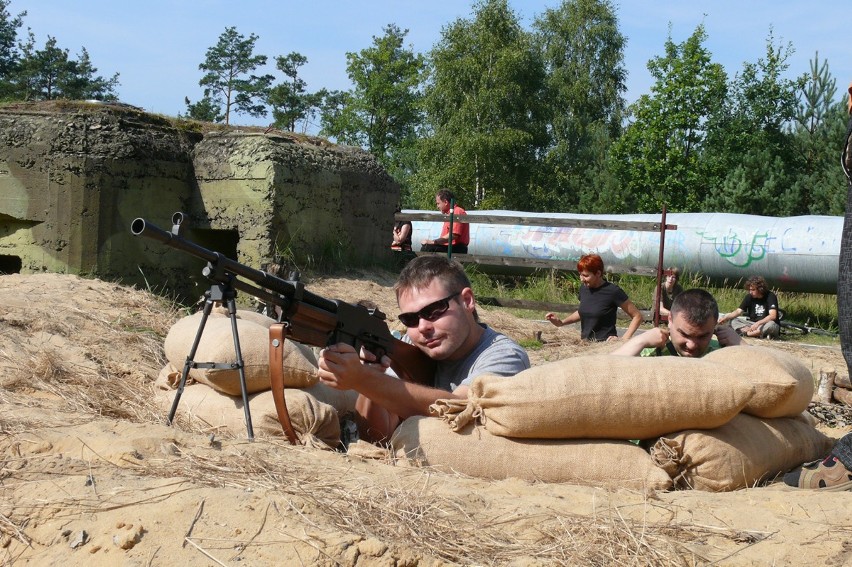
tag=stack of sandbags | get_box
[162,309,318,395]
[650,346,834,491]
[155,309,342,448]
[397,354,756,491]
[392,346,833,491]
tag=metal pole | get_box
[653,205,668,328]
[447,197,455,260]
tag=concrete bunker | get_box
[0,101,401,301]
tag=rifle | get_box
[131,212,435,443]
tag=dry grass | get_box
[0,274,179,431]
[38,439,751,566]
[2,433,770,566]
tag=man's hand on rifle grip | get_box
[358,345,392,371]
[317,343,390,390]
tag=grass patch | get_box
[466,267,840,342]
[467,268,580,304]
[517,338,544,350]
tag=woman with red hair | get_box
[546,254,643,342]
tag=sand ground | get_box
[2,272,852,566]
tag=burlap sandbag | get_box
[703,345,814,418]
[155,362,182,390]
[431,355,755,440]
[164,311,318,395]
[302,381,360,415]
[650,413,835,491]
[391,416,672,491]
[154,383,340,449]
[207,305,278,327]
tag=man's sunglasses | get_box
[398,291,461,327]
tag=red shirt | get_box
[441,205,469,246]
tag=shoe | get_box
[338,416,359,451]
[783,455,852,491]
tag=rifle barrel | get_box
[131,217,337,313]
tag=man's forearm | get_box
[353,371,462,420]
[610,336,649,356]
[719,309,742,323]
[622,314,642,340]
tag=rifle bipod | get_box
[168,282,255,440]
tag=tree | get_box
[0,0,24,87]
[60,47,119,100]
[317,88,351,137]
[194,27,273,125]
[416,0,547,210]
[702,31,805,215]
[184,94,223,122]
[610,24,727,213]
[788,53,849,215]
[12,31,119,101]
[532,0,626,211]
[320,24,424,184]
[16,33,69,100]
[268,52,318,132]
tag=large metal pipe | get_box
[410,211,843,294]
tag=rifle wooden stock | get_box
[384,338,435,387]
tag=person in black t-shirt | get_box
[718,275,780,339]
[545,253,643,342]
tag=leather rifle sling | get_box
[269,324,298,444]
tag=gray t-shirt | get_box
[433,325,530,391]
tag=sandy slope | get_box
[2,272,852,566]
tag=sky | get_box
[9,0,852,133]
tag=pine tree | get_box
[193,27,273,125]
[268,52,319,132]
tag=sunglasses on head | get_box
[398,291,461,327]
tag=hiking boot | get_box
[783,455,852,491]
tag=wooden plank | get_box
[477,296,653,321]
[477,297,579,313]
[415,252,658,277]
[396,212,675,232]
